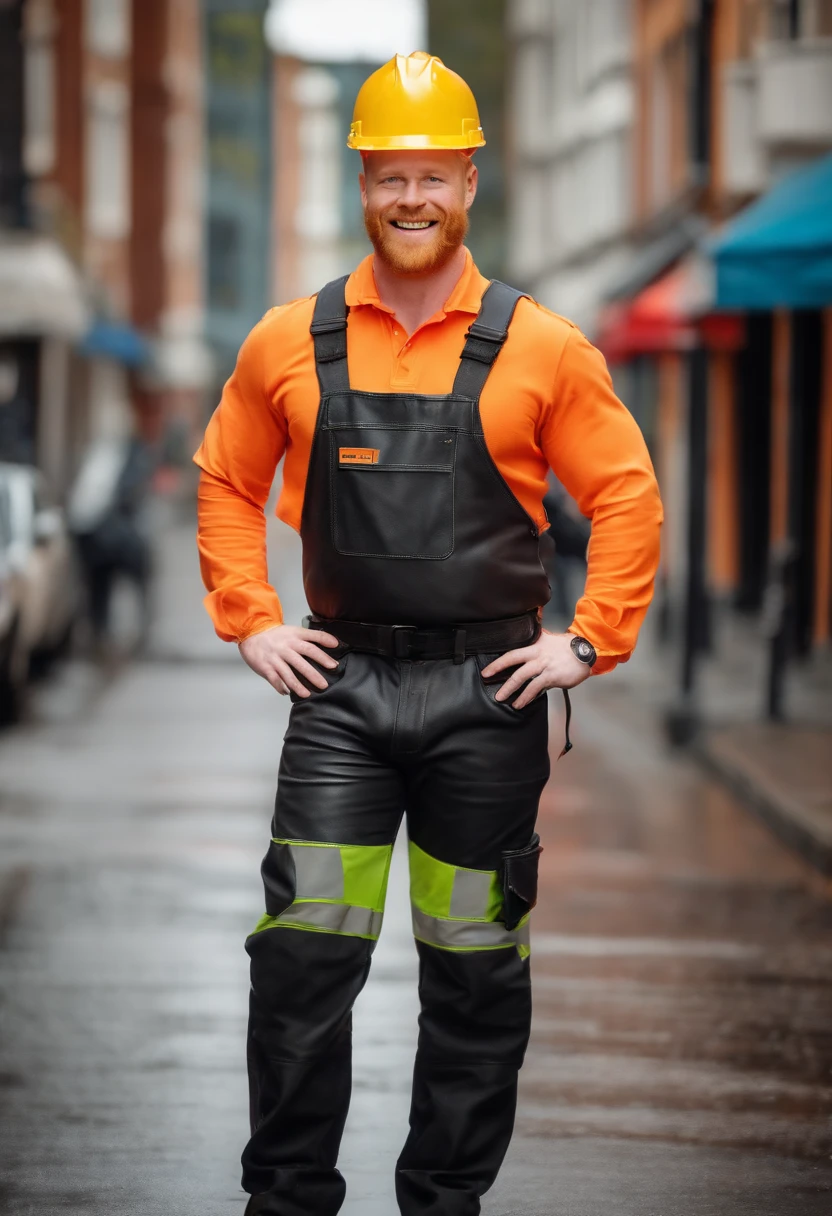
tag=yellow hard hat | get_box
[347,51,485,152]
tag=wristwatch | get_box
[569,635,597,667]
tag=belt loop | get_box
[453,628,467,664]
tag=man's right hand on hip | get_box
[238,624,340,697]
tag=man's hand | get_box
[480,630,592,709]
[238,624,340,697]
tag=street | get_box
[0,514,830,1216]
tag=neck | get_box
[372,246,468,336]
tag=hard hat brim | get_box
[347,131,486,151]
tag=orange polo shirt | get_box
[194,250,663,672]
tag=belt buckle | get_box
[389,625,418,659]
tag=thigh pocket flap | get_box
[500,834,542,930]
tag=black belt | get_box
[304,611,539,662]
[304,610,574,760]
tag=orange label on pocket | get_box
[339,447,380,465]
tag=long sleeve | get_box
[194,319,288,642]
[541,327,663,673]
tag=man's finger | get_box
[494,663,538,702]
[275,659,311,698]
[265,670,289,695]
[296,639,340,669]
[481,645,538,679]
[300,628,340,648]
[511,674,548,709]
[285,653,330,690]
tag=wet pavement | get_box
[1,515,831,1215]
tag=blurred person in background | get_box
[195,52,662,1216]
[68,430,155,655]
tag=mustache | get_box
[375,208,445,224]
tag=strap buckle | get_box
[466,321,507,344]
[310,317,348,335]
[461,320,508,366]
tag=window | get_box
[804,0,832,35]
[736,0,766,58]
[208,215,242,312]
[85,0,131,58]
[85,81,130,238]
[23,0,56,176]
[647,34,690,213]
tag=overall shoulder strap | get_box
[310,275,350,395]
[452,280,528,400]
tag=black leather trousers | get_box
[243,650,550,1215]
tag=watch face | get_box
[571,636,596,664]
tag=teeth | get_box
[394,221,433,229]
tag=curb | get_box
[693,736,832,877]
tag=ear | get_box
[359,171,367,209]
[464,161,478,211]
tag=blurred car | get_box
[0,462,80,671]
[0,474,29,721]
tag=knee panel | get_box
[249,838,394,943]
[408,836,541,959]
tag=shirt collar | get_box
[345,248,487,319]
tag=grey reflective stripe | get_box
[412,907,529,951]
[288,843,345,901]
[449,868,493,919]
[276,901,383,939]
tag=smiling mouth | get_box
[390,220,438,230]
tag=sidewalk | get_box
[600,606,832,876]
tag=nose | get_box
[399,178,426,209]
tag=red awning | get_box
[596,259,744,362]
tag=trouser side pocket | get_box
[500,834,542,930]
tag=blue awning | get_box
[80,319,150,367]
[709,153,832,310]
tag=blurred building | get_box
[507,0,635,332]
[270,58,364,303]
[428,0,509,280]
[0,0,210,499]
[0,0,89,491]
[265,0,426,304]
[508,0,832,721]
[203,0,272,388]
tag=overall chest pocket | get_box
[330,427,457,559]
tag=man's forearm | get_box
[568,473,663,672]
[197,470,284,642]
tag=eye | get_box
[427,175,443,183]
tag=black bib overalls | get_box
[243,280,552,1216]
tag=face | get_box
[360,151,477,275]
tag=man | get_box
[195,52,662,1216]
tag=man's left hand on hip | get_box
[481,630,592,709]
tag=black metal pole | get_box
[764,310,814,719]
[666,347,709,745]
[0,0,27,229]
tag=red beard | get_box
[363,204,469,274]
